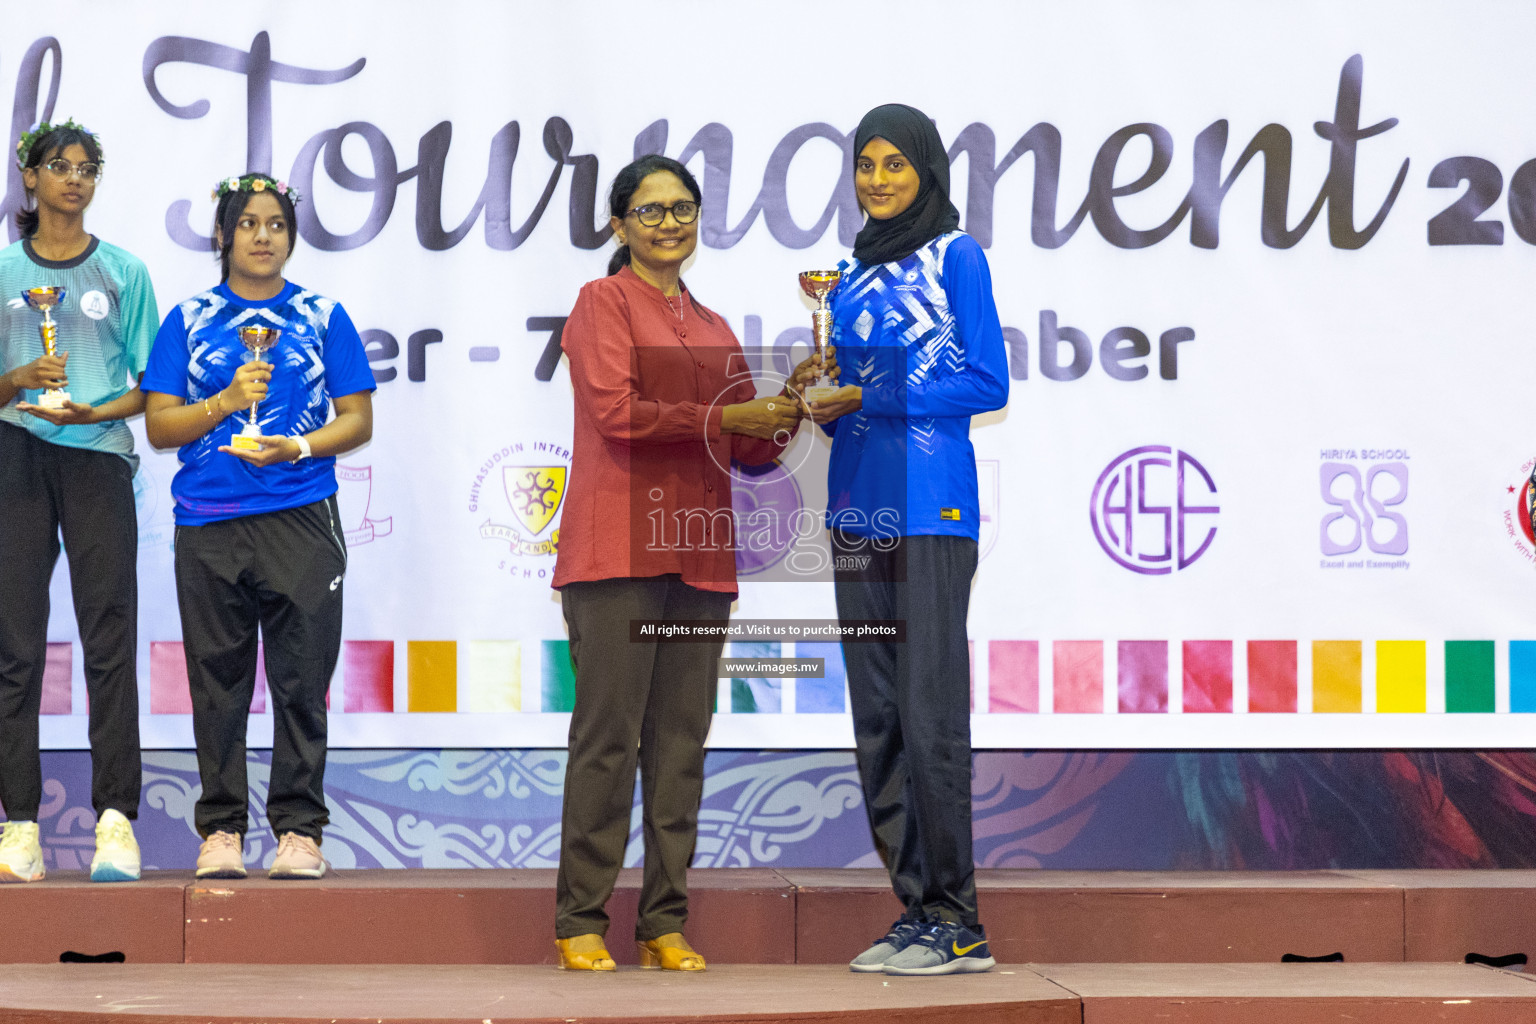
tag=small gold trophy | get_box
[797,270,841,403]
[231,325,280,451]
[22,287,69,410]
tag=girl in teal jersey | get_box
[0,119,159,884]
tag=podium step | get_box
[0,962,1530,1023]
[6,868,1536,967]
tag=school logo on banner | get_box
[1318,450,1408,569]
[335,463,393,545]
[1503,456,1536,567]
[471,440,570,572]
[1089,445,1219,575]
[504,466,567,540]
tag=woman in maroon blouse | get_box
[552,155,814,972]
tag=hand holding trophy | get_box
[230,325,280,451]
[22,287,70,409]
[797,270,841,403]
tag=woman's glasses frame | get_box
[625,201,699,227]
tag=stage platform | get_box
[9,870,1536,1022]
[1,963,1533,1023]
[8,867,1536,966]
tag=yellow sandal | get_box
[556,933,616,971]
[637,932,705,971]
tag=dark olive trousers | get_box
[555,575,729,941]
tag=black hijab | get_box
[851,103,961,265]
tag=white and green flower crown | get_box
[16,118,100,170]
[211,173,301,205]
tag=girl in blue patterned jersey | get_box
[809,103,1009,975]
[0,119,158,884]
[142,173,375,881]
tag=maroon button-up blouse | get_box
[553,265,789,595]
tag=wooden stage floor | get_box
[6,868,1536,1022]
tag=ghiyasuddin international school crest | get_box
[476,441,570,558]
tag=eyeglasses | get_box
[626,201,699,227]
[43,158,101,182]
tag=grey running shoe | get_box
[881,921,996,975]
[849,917,926,973]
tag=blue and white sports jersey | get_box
[142,280,375,525]
[823,231,1009,539]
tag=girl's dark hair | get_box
[606,154,702,277]
[15,126,103,238]
[213,180,299,282]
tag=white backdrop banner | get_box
[23,0,1536,749]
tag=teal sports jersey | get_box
[0,237,159,468]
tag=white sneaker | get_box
[90,810,141,882]
[0,821,44,883]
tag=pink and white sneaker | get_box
[195,831,247,879]
[268,833,328,879]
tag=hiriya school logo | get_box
[471,441,570,575]
[1090,445,1218,575]
[1503,456,1536,567]
[335,463,393,545]
[1319,450,1408,570]
[79,290,109,320]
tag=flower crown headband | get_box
[211,173,302,205]
[16,118,101,170]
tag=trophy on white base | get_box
[22,287,69,410]
[797,270,841,403]
[231,325,280,451]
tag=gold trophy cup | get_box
[797,270,841,403]
[231,325,280,451]
[22,287,69,410]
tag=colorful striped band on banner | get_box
[110,635,1535,720]
[344,640,394,712]
[407,641,457,713]
[1054,641,1103,713]
[1445,641,1494,713]
[1511,641,1536,713]
[1183,641,1233,713]
[541,640,575,713]
[1118,641,1168,713]
[1313,641,1362,713]
[464,640,521,712]
[988,641,1039,713]
[1248,640,1297,713]
[1377,641,1426,713]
